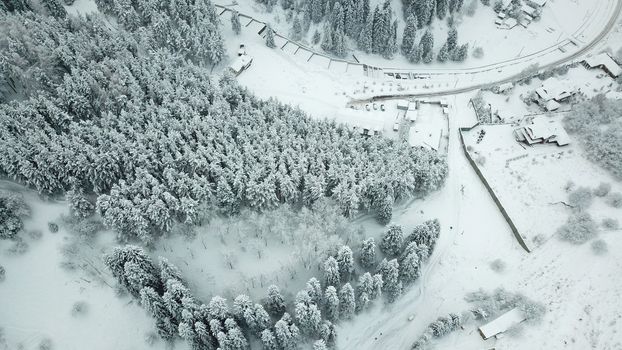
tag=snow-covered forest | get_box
[2,0,622,348]
[0,5,447,246]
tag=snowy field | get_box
[463,119,622,249]
[2,0,622,349]
[0,182,188,350]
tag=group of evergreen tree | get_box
[401,19,469,64]
[93,0,225,64]
[320,220,440,308]
[0,191,30,239]
[0,10,447,245]
[105,245,336,349]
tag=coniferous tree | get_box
[306,277,323,305]
[291,16,303,41]
[319,320,337,348]
[437,0,448,19]
[321,24,333,52]
[336,245,354,281]
[357,14,373,53]
[380,225,404,257]
[265,24,276,48]
[104,245,161,298]
[324,286,340,321]
[312,30,322,44]
[447,27,458,52]
[399,242,422,284]
[339,283,356,319]
[323,256,340,287]
[295,298,322,336]
[313,339,328,350]
[140,287,178,340]
[261,329,279,350]
[40,0,67,18]
[437,42,449,62]
[275,313,300,350]
[265,285,286,316]
[494,0,504,12]
[407,40,422,63]
[380,259,402,303]
[359,237,377,269]
[452,43,469,61]
[231,10,242,35]
[401,14,418,56]
[419,30,435,63]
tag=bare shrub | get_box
[568,187,593,211]
[28,229,43,240]
[593,182,611,197]
[591,239,608,255]
[607,192,622,208]
[48,222,59,233]
[6,238,29,255]
[39,338,53,350]
[489,259,506,273]
[557,212,597,244]
[602,218,619,230]
[71,301,88,317]
[0,265,5,282]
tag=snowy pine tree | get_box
[437,42,449,62]
[265,285,286,316]
[231,10,242,35]
[233,294,253,321]
[306,277,323,305]
[358,14,373,53]
[336,245,354,281]
[324,286,340,321]
[265,24,276,48]
[359,237,377,269]
[419,30,435,63]
[380,225,404,257]
[447,27,458,51]
[437,0,448,18]
[275,313,300,350]
[399,242,422,284]
[140,287,178,340]
[339,283,356,319]
[323,256,340,287]
[291,16,303,41]
[313,339,328,350]
[261,329,279,350]
[295,299,322,336]
[380,259,402,303]
[401,14,418,56]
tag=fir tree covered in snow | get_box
[339,283,356,319]
[401,14,418,55]
[265,285,286,317]
[324,286,340,321]
[379,259,402,303]
[231,10,242,35]
[323,256,341,287]
[265,23,276,48]
[336,245,354,282]
[380,225,405,257]
[359,237,377,269]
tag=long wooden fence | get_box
[458,124,532,253]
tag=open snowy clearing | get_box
[0,182,188,350]
[337,93,622,350]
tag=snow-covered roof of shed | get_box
[479,308,526,339]
[584,53,622,77]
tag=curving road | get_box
[354,0,622,100]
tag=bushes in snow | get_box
[591,239,608,255]
[607,192,622,208]
[489,259,506,273]
[0,191,30,239]
[556,212,597,244]
[602,218,619,230]
[593,182,611,197]
[563,96,622,179]
[568,187,593,211]
[465,288,546,324]
[411,313,461,350]
[0,265,5,282]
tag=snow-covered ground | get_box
[337,93,622,350]
[0,182,188,350]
